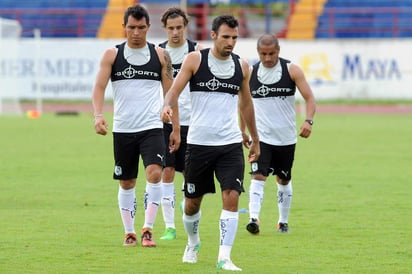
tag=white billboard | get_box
[0,38,411,100]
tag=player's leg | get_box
[182,144,214,263]
[160,166,177,240]
[140,129,166,247]
[113,132,139,246]
[274,144,295,233]
[216,143,244,271]
[160,123,177,239]
[247,142,271,234]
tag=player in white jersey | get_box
[92,4,175,248]
[158,7,203,241]
[241,34,316,235]
[161,15,260,271]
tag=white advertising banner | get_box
[0,38,411,100]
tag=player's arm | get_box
[289,63,316,138]
[161,51,199,152]
[156,47,174,97]
[157,46,181,152]
[162,51,198,122]
[239,65,254,148]
[92,48,116,136]
[238,58,260,162]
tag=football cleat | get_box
[277,222,289,233]
[160,227,176,240]
[246,218,260,234]
[123,233,137,246]
[216,259,242,271]
[182,243,201,263]
[141,229,156,247]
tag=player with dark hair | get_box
[92,4,175,248]
[161,14,260,271]
[157,7,203,241]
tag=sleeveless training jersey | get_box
[188,49,243,146]
[249,58,297,145]
[159,40,196,126]
[110,42,163,133]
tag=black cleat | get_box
[277,222,289,233]
[246,218,260,234]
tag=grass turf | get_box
[0,112,411,273]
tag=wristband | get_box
[305,119,314,125]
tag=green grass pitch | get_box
[0,112,411,273]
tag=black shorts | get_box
[250,142,296,181]
[163,123,188,172]
[184,143,245,198]
[113,128,165,180]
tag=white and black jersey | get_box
[249,58,297,145]
[159,40,197,126]
[111,42,163,133]
[188,49,243,146]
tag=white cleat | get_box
[182,243,201,263]
[216,259,242,271]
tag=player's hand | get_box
[161,106,173,123]
[299,122,312,138]
[247,141,260,163]
[241,131,251,149]
[94,116,109,136]
[168,130,181,153]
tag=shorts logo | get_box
[114,165,122,176]
[187,183,195,194]
[251,162,258,172]
[281,170,289,177]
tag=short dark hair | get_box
[161,7,189,27]
[257,34,280,49]
[124,4,150,25]
[211,15,238,34]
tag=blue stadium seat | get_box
[0,0,108,37]
[316,0,412,38]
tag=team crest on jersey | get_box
[187,183,196,194]
[114,165,122,176]
[251,162,258,173]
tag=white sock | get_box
[180,180,185,210]
[218,209,239,261]
[143,182,161,229]
[248,179,265,220]
[277,181,293,224]
[183,211,201,246]
[118,186,136,234]
[161,182,176,229]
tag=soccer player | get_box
[157,7,203,241]
[161,15,260,271]
[241,34,316,235]
[92,4,175,247]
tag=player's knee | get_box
[146,164,162,182]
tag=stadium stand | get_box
[98,0,135,38]
[1,0,412,38]
[285,0,326,39]
[316,0,412,38]
[0,0,108,37]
